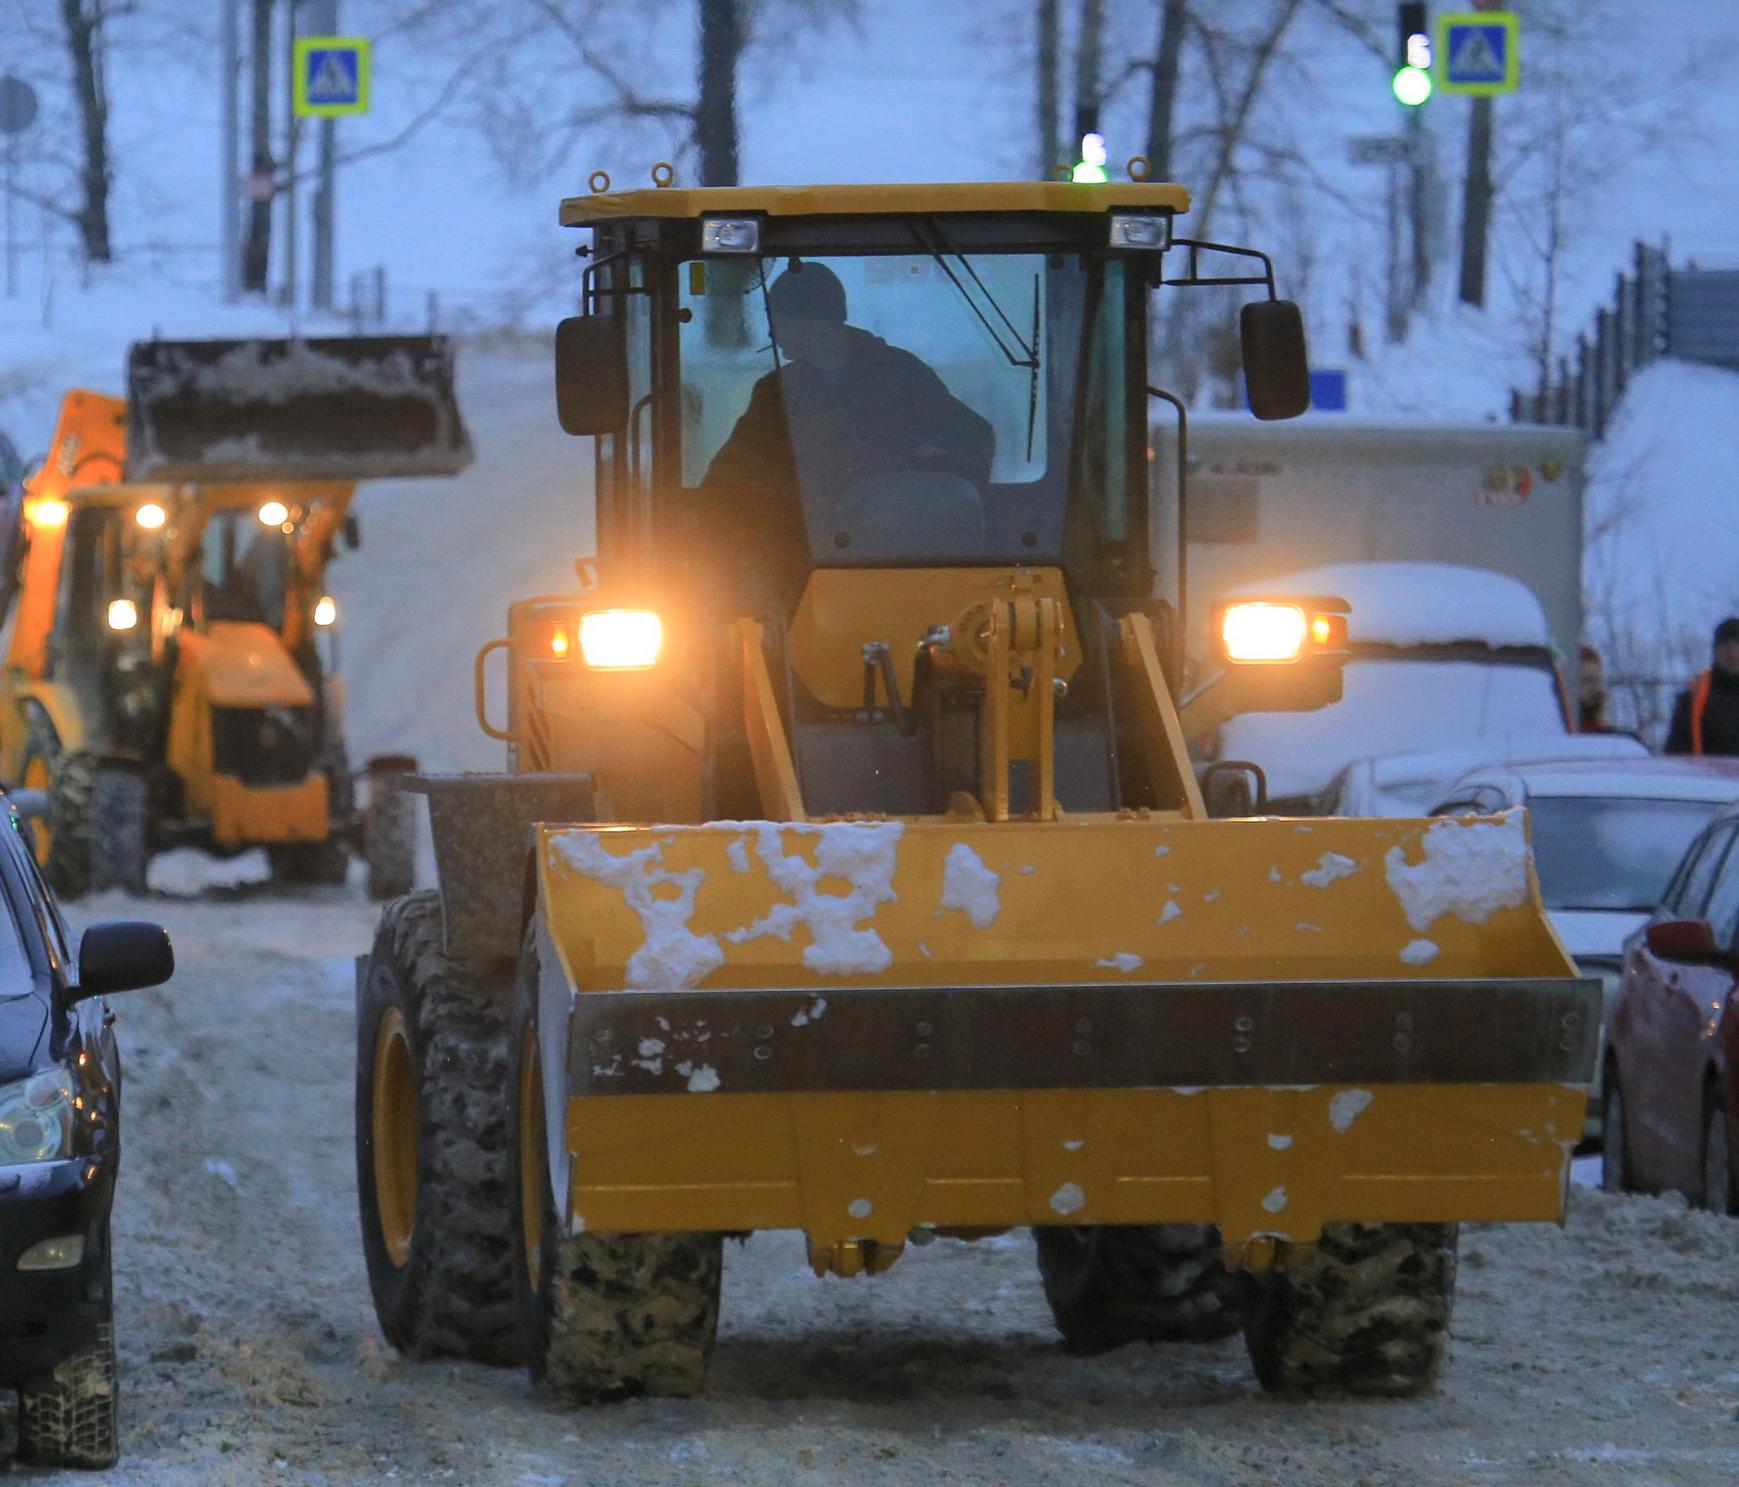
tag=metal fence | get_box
[1511,242,1739,434]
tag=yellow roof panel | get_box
[560,180,1191,227]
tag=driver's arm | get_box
[889,350,995,483]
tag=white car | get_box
[1428,755,1739,1143]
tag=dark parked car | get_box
[1603,799,1739,1214]
[0,801,173,1468]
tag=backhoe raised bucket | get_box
[125,335,472,483]
[533,812,1598,1249]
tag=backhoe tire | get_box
[365,761,417,901]
[1035,1224,1238,1349]
[355,891,519,1364]
[17,1226,118,1470]
[510,923,722,1401]
[1237,1222,1458,1397]
[43,749,96,900]
[269,839,350,886]
[89,766,149,894]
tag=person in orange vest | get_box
[1666,616,1739,755]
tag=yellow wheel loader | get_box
[0,337,472,896]
[355,177,1597,1398]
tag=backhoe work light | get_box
[313,595,338,627]
[1221,602,1308,664]
[135,502,167,531]
[258,499,290,526]
[700,217,761,254]
[28,499,68,529]
[578,609,662,671]
[1109,213,1171,251]
[107,599,139,633]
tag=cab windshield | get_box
[679,249,1134,571]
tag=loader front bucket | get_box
[532,812,1598,1251]
[124,336,472,483]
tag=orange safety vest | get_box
[1690,670,1713,754]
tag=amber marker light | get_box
[135,502,167,531]
[549,624,571,659]
[28,499,69,529]
[1221,602,1307,664]
[578,609,662,670]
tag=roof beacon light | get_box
[700,217,761,254]
[1072,132,1110,184]
[1109,212,1170,250]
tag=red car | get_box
[1603,799,1739,1213]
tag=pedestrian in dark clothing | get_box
[1665,616,1739,756]
[697,261,995,607]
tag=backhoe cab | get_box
[0,337,472,896]
[360,178,1596,1404]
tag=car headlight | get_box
[0,1069,76,1165]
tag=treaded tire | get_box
[509,923,723,1401]
[269,839,350,886]
[18,1228,118,1469]
[1238,1222,1458,1397]
[1035,1224,1238,1349]
[365,760,417,901]
[44,749,96,900]
[90,766,149,894]
[355,890,519,1363]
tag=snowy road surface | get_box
[6,888,1739,1486]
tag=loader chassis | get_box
[360,180,1597,1401]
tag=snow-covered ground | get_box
[0,889,1732,1485]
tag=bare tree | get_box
[1035,0,1058,177]
[1144,0,1187,178]
[59,0,115,262]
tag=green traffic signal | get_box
[1392,64,1433,106]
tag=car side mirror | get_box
[74,921,174,1000]
[1645,918,1723,966]
[1241,299,1310,421]
[554,315,629,436]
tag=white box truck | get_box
[1153,418,1592,811]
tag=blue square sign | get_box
[293,36,371,117]
[1437,12,1519,95]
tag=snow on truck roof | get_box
[1232,561,1553,650]
[1466,754,1739,802]
[1365,734,1648,790]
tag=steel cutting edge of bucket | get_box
[124,335,473,483]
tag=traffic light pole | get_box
[1458,95,1493,306]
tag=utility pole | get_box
[1457,97,1493,305]
[307,0,337,310]
[281,0,302,308]
[243,0,273,294]
[1073,0,1103,156]
[220,0,240,300]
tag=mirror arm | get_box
[1148,385,1188,687]
[1163,237,1279,300]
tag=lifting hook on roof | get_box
[1127,155,1152,181]
[588,169,612,194]
[651,161,676,188]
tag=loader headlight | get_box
[135,501,167,531]
[578,609,662,670]
[699,216,761,254]
[107,599,139,632]
[0,1069,76,1165]
[258,500,289,527]
[313,595,338,627]
[28,499,69,530]
[1109,213,1170,251]
[1221,602,1307,663]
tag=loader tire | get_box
[355,890,519,1364]
[1237,1222,1458,1397]
[365,760,417,901]
[37,746,96,899]
[18,1228,118,1470]
[1035,1224,1238,1349]
[509,923,722,1401]
[89,766,149,894]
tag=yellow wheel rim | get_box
[22,756,52,865]
[371,1007,417,1268]
[518,1025,545,1291]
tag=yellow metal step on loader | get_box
[354,173,1596,1402]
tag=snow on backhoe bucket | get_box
[125,335,472,483]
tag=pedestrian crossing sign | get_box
[293,36,371,118]
[1436,12,1519,95]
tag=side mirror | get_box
[343,513,362,551]
[554,315,629,437]
[1645,918,1723,966]
[1241,299,1310,421]
[74,921,174,1000]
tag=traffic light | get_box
[1393,2,1432,105]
